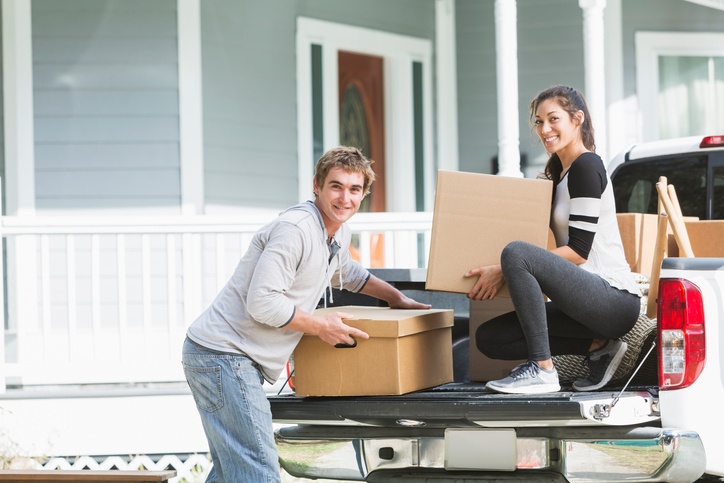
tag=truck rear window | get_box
[612,156,707,219]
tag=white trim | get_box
[435,0,460,174]
[177,0,205,215]
[636,31,724,141]
[296,17,433,211]
[2,0,35,216]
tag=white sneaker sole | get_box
[485,382,561,394]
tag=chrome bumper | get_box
[275,426,705,482]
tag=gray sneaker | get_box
[486,360,561,394]
[573,339,628,391]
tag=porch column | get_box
[178,0,205,215]
[579,0,608,162]
[494,0,523,178]
[2,0,36,216]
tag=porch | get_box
[0,210,432,479]
[0,210,433,392]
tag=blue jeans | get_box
[182,338,281,483]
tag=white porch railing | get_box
[0,211,433,392]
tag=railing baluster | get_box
[40,235,52,358]
[117,234,127,361]
[142,234,152,340]
[66,234,77,362]
[182,233,202,329]
[91,235,101,358]
[215,233,226,291]
[166,234,178,354]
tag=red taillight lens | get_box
[657,278,706,389]
[699,135,724,148]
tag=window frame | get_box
[636,31,724,142]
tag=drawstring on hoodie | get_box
[323,237,342,307]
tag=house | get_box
[1,0,723,479]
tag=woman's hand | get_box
[464,264,505,300]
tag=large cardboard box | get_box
[426,170,553,295]
[682,220,724,257]
[468,298,524,382]
[617,213,698,275]
[616,213,660,277]
[293,306,454,397]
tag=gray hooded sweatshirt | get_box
[186,201,370,383]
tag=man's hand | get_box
[464,264,505,300]
[316,311,369,347]
[388,294,431,310]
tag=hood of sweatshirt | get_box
[281,200,344,306]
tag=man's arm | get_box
[359,274,432,309]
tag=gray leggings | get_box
[476,241,641,361]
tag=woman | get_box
[466,85,641,394]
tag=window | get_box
[612,156,708,219]
[636,32,724,141]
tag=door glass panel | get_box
[311,44,324,166]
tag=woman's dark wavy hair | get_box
[530,85,595,183]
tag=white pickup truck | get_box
[269,135,724,482]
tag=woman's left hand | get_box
[464,264,505,300]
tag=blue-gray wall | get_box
[32,0,180,214]
[456,0,584,177]
[201,0,435,212]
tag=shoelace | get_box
[510,360,539,380]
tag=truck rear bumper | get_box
[275,425,705,482]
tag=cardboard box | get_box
[617,213,698,275]
[682,220,724,257]
[293,306,454,396]
[468,298,524,382]
[426,170,553,295]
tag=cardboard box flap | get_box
[426,170,553,294]
[313,306,454,338]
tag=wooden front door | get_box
[338,51,386,213]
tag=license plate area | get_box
[444,428,517,471]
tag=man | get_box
[182,146,431,482]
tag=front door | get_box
[338,51,386,213]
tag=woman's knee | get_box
[500,240,533,268]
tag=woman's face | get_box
[534,98,583,155]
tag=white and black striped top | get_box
[551,152,641,296]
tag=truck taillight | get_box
[657,278,706,389]
[699,135,724,148]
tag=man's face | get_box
[313,167,366,233]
